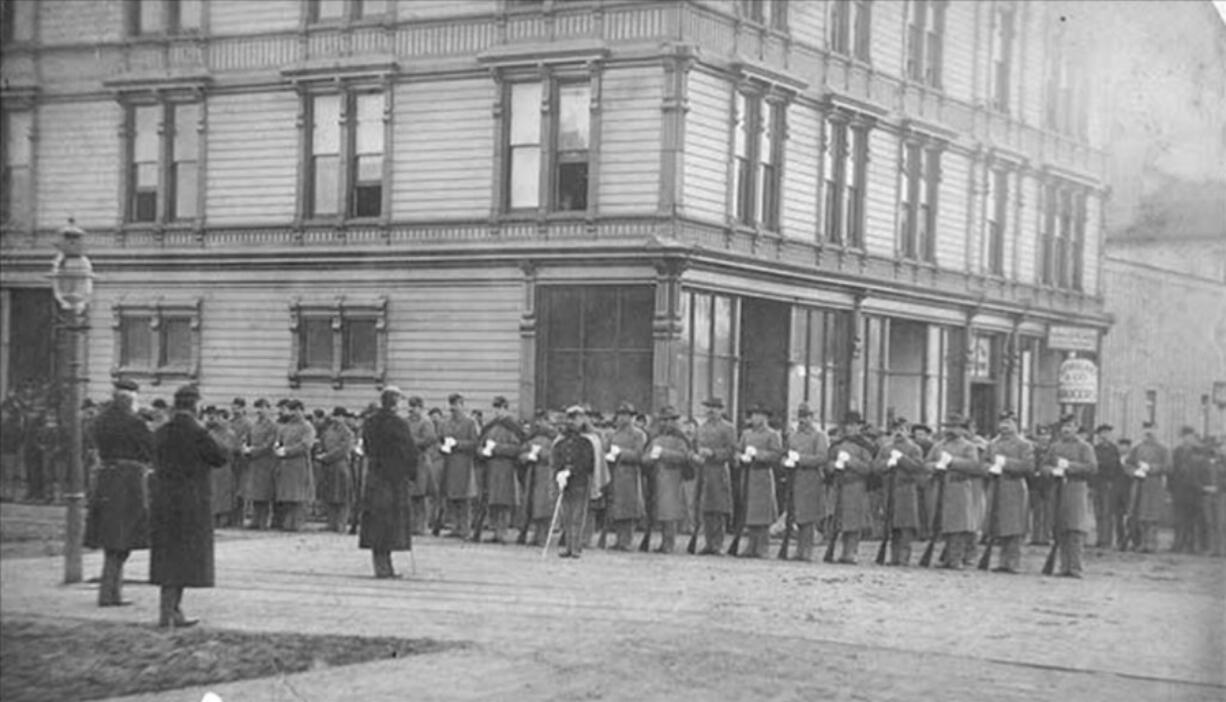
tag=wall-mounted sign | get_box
[1048,325,1098,352]
[1058,358,1098,404]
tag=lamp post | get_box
[49,221,94,585]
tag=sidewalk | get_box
[2,525,1224,701]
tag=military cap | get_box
[657,405,681,420]
[842,410,865,426]
[253,398,270,409]
[615,402,637,416]
[232,397,247,408]
[151,398,168,410]
[1094,424,1114,434]
[285,398,304,411]
[448,393,464,405]
[1141,420,1157,430]
[701,397,725,409]
[911,424,933,435]
[333,406,349,417]
[942,413,970,428]
[797,403,814,418]
[113,378,140,393]
[408,396,425,409]
[173,384,200,402]
[492,396,509,409]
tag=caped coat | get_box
[245,415,279,502]
[440,413,480,500]
[316,418,354,505]
[873,436,928,531]
[739,426,782,526]
[643,428,692,522]
[786,423,829,525]
[84,403,153,551]
[696,417,737,516]
[1125,438,1171,522]
[359,408,417,552]
[1045,436,1098,533]
[407,414,438,498]
[206,421,239,516]
[608,424,648,521]
[927,436,984,534]
[520,431,557,521]
[149,411,228,588]
[829,435,877,532]
[275,417,316,503]
[479,417,525,508]
[985,434,1035,538]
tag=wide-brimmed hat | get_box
[701,397,725,409]
[657,405,681,420]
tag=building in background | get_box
[1,0,1113,431]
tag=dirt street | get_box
[1,504,1223,701]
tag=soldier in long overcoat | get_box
[694,398,737,555]
[606,402,648,550]
[1042,414,1098,577]
[243,398,279,529]
[785,404,828,562]
[204,407,239,527]
[872,419,927,566]
[925,415,984,570]
[477,396,526,543]
[984,413,1035,572]
[519,412,558,546]
[228,398,252,524]
[406,397,439,535]
[828,411,877,564]
[738,405,782,558]
[274,399,316,531]
[642,406,691,553]
[317,408,355,532]
[84,379,153,607]
[149,385,228,628]
[359,387,417,578]
[440,394,480,538]
[1124,421,1170,553]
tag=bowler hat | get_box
[492,396,509,409]
[911,424,932,435]
[841,410,864,426]
[254,398,270,409]
[173,384,200,403]
[797,403,814,418]
[113,378,139,393]
[332,406,349,417]
[701,397,725,409]
[285,399,304,411]
[615,402,637,416]
[657,405,681,420]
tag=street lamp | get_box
[48,220,94,585]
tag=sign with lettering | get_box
[1048,325,1098,352]
[1058,358,1098,404]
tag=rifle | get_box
[686,455,707,554]
[1042,475,1066,575]
[777,464,797,560]
[919,471,947,567]
[875,463,897,565]
[727,461,752,555]
[639,459,655,552]
[977,472,1002,570]
[517,450,538,545]
[822,471,845,563]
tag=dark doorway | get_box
[4,288,58,393]
[738,297,790,429]
[970,382,997,438]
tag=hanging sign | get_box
[1048,325,1098,352]
[1057,358,1098,404]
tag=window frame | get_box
[990,4,1016,113]
[2,0,36,43]
[898,139,940,263]
[1,108,34,230]
[830,0,872,62]
[740,0,788,33]
[300,87,388,222]
[288,297,388,389]
[126,0,205,37]
[121,98,204,227]
[306,0,391,25]
[985,166,1007,276]
[733,91,785,231]
[824,113,869,248]
[111,298,203,386]
[1039,179,1087,291]
[906,0,947,89]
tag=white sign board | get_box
[1058,358,1098,404]
[1048,325,1098,352]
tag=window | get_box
[504,79,591,213]
[2,0,36,42]
[112,300,202,384]
[1144,389,1157,427]
[308,0,388,23]
[830,0,871,61]
[906,0,946,88]
[991,5,1016,112]
[985,168,1007,275]
[127,0,204,35]
[289,298,388,388]
[1045,30,1086,137]
[677,290,739,421]
[823,116,868,247]
[733,93,784,231]
[125,102,201,224]
[899,141,939,262]
[304,91,384,219]
[1,110,32,228]
[740,0,787,31]
[1039,181,1086,290]
[788,306,853,427]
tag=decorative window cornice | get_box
[288,296,388,389]
[110,297,203,386]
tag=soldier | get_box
[360,387,417,578]
[737,404,782,558]
[439,393,480,539]
[1171,426,1209,553]
[552,405,605,558]
[272,399,316,531]
[1124,421,1170,553]
[1028,425,1055,545]
[229,398,253,525]
[519,410,558,546]
[925,414,983,570]
[317,407,356,533]
[694,398,737,555]
[243,398,279,530]
[984,412,1035,573]
[911,423,934,540]
[874,417,928,566]
[203,407,239,528]
[827,411,877,564]
[783,404,828,562]
[477,396,525,543]
[406,397,439,535]
[642,406,691,554]
[84,378,153,607]
[1042,414,1098,577]
[604,402,648,551]
[1090,424,1125,549]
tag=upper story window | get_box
[304,90,385,220]
[990,5,1016,112]
[830,0,871,62]
[112,299,203,385]
[1,0,36,43]
[308,0,389,23]
[1045,30,1087,138]
[127,0,204,36]
[1,110,33,229]
[505,79,591,214]
[1040,182,1086,291]
[984,168,1008,275]
[734,93,784,231]
[289,297,388,389]
[740,0,787,32]
[823,116,868,248]
[899,141,939,263]
[125,101,201,224]
[906,0,946,89]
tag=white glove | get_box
[529,444,542,459]
[605,445,621,463]
[650,445,663,460]
[783,450,800,468]
[355,442,365,457]
[555,470,570,489]
[274,446,286,458]
[746,446,758,457]
[440,437,456,455]
[481,439,496,458]
[1053,466,1067,478]
[834,452,848,471]
[1134,467,1147,479]
[934,452,951,471]
[1057,457,1070,470]
[1205,485,1219,494]
[887,449,902,468]
[1139,461,1150,472]
[990,454,1005,476]
[740,451,753,464]
[241,444,252,456]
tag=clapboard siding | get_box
[682,68,731,224]
[1083,192,1100,294]
[393,78,494,219]
[38,0,118,45]
[207,92,299,225]
[599,66,662,215]
[871,0,905,77]
[396,0,496,19]
[1016,174,1038,284]
[781,102,818,241]
[935,150,970,270]
[37,101,118,228]
[863,128,898,257]
[208,0,300,35]
[788,0,828,50]
[943,0,975,103]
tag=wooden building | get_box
[1,0,1110,431]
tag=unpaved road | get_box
[2,503,1223,701]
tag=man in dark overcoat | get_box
[439,393,479,539]
[477,396,527,543]
[149,384,228,627]
[84,378,153,607]
[243,398,279,529]
[317,407,356,533]
[359,387,418,578]
[694,398,737,554]
[1042,415,1098,577]
[785,403,829,562]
